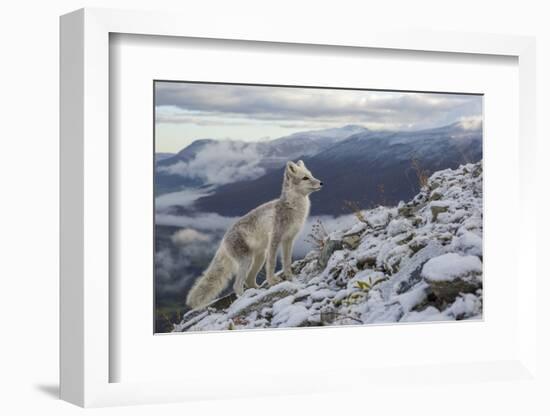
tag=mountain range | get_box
[155,121,482,216]
[155,124,368,194]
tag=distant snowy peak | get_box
[156,139,216,168]
[277,124,369,142]
[174,138,216,158]
[294,124,369,140]
[258,124,370,161]
[441,119,482,140]
[155,152,175,162]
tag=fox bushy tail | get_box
[186,244,235,310]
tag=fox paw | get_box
[281,271,295,281]
[233,283,245,296]
[245,282,260,289]
[266,275,282,286]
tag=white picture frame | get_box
[60,7,538,407]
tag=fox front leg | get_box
[245,252,265,289]
[281,237,295,280]
[265,234,282,286]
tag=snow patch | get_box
[422,253,482,282]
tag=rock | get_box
[328,264,343,280]
[381,245,411,274]
[396,232,414,245]
[472,165,482,178]
[411,216,423,227]
[425,276,481,304]
[319,305,338,324]
[318,239,343,269]
[387,218,412,236]
[394,264,424,295]
[209,293,238,310]
[412,289,442,312]
[408,237,428,254]
[429,190,443,201]
[342,233,361,250]
[421,253,482,304]
[332,265,357,288]
[412,192,428,204]
[228,283,299,319]
[345,222,368,235]
[398,204,415,217]
[366,207,391,229]
[290,253,315,275]
[451,230,482,257]
[429,180,441,191]
[430,202,449,221]
[173,310,210,332]
[356,255,377,270]
[437,232,453,243]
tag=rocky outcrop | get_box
[173,162,483,332]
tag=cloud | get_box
[458,115,483,131]
[155,227,222,297]
[171,228,211,245]
[155,82,482,131]
[155,247,195,295]
[158,140,266,185]
[156,212,238,231]
[155,244,216,296]
[155,188,213,209]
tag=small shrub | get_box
[354,276,389,292]
[306,218,329,251]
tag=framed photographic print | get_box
[60,7,538,408]
[153,81,484,334]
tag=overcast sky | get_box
[155,81,482,153]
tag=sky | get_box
[155,81,483,153]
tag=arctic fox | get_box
[186,160,323,310]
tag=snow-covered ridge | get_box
[174,161,483,332]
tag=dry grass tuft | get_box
[343,200,368,224]
[411,157,430,189]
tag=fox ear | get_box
[286,161,298,175]
[297,160,305,168]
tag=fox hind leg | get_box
[233,256,252,296]
[225,230,254,297]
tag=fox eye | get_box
[302,176,309,181]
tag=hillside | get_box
[173,161,483,332]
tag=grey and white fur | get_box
[186,160,323,310]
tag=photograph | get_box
[154,81,483,333]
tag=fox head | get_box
[284,160,323,196]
